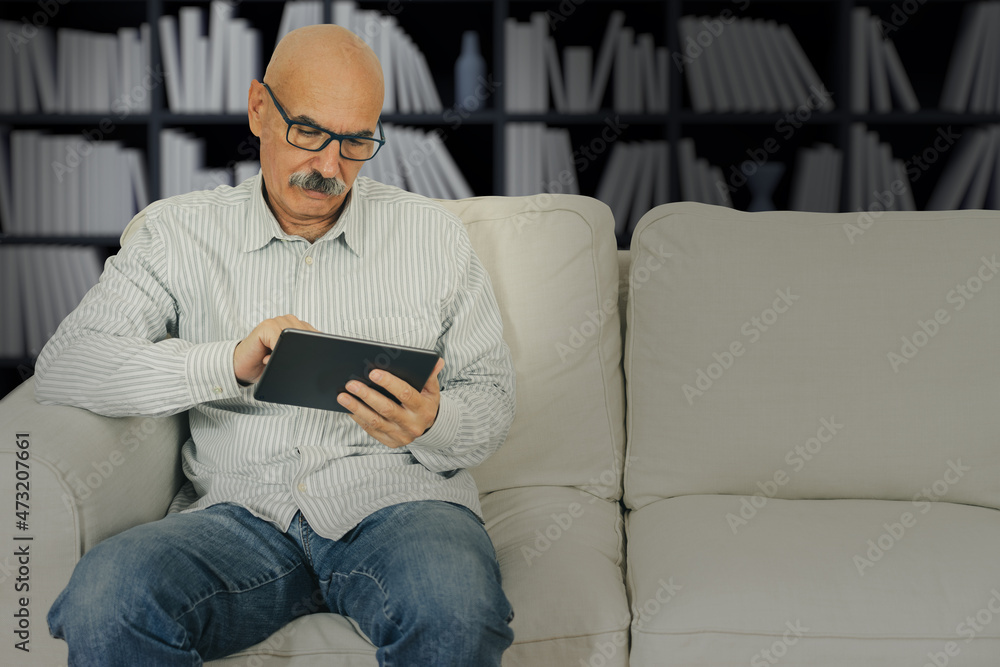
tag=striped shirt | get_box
[34,174,515,540]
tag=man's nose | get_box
[313,141,342,179]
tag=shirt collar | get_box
[243,172,367,258]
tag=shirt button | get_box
[297,482,307,492]
[304,256,314,265]
[213,386,223,394]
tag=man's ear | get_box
[247,80,265,138]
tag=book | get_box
[881,29,920,112]
[940,2,989,112]
[545,37,568,113]
[588,11,625,111]
[678,16,712,112]
[159,15,184,112]
[564,47,592,113]
[868,16,891,113]
[927,127,987,210]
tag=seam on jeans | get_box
[299,514,316,567]
[351,569,399,628]
[173,562,309,622]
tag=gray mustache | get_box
[289,170,346,196]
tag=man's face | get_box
[249,77,381,232]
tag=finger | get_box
[367,370,420,410]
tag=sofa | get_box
[2,195,999,666]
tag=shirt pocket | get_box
[337,315,439,351]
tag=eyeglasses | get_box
[262,82,385,161]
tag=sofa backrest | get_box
[437,195,626,500]
[624,202,1000,512]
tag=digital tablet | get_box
[253,328,441,413]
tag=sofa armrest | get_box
[0,377,188,663]
[1,377,188,553]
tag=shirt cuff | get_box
[408,392,460,452]
[185,339,244,404]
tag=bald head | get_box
[265,24,384,115]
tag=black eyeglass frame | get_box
[262,82,386,161]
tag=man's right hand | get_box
[234,314,318,385]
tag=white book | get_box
[503,123,518,196]
[777,23,827,110]
[820,144,843,213]
[37,135,55,234]
[564,46,592,113]
[529,13,549,113]
[427,131,474,199]
[652,140,669,207]
[19,250,46,358]
[127,148,149,212]
[514,23,533,112]
[613,144,641,235]
[378,15,395,114]
[14,34,38,113]
[881,32,920,112]
[413,48,442,112]
[962,125,998,208]
[526,123,545,193]
[710,164,731,206]
[390,24,412,114]
[0,22,16,113]
[159,15,185,112]
[64,136,82,234]
[28,27,58,113]
[748,19,795,111]
[396,35,420,114]
[713,21,751,113]
[677,137,699,202]
[208,0,232,113]
[729,21,767,112]
[970,4,1000,113]
[700,16,732,112]
[678,16,712,112]
[927,127,987,210]
[940,2,988,112]
[868,17,891,113]
[0,127,12,233]
[628,143,655,233]
[789,147,815,211]
[551,127,579,195]
[47,248,77,338]
[117,28,137,114]
[234,160,260,185]
[865,130,884,211]
[850,8,870,112]
[139,22,152,112]
[655,48,669,112]
[225,19,247,113]
[894,159,916,211]
[848,123,867,212]
[595,142,629,234]
[402,130,436,197]
[332,1,355,31]
[0,247,24,358]
[588,10,625,111]
[179,7,203,113]
[545,37,567,113]
[878,141,897,210]
[24,131,42,234]
[10,131,26,233]
[423,137,454,199]
[503,18,518,112]
[92,34,112,113]
[614,28,638,113]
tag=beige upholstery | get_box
[623,202,1000,664]
[0,193,628,666]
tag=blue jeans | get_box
[48,501,514,666]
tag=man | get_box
[37,24,516,666]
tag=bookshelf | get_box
[2,0,999,398]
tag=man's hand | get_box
[338,357,446,448]
[234,314,318,385]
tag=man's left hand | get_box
[338,358,445,448]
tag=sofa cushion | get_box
[626,495,1000,666]
[209,486,629,667]
[482,486,629,666]
[624,202,1000,510]
[437,195,626,499]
